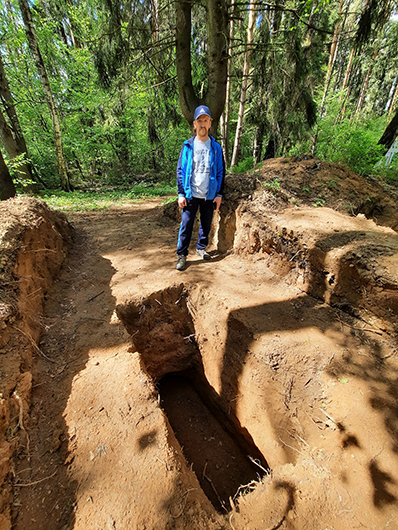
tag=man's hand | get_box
[178,196,187,209]
[213,196,222,211]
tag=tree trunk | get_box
[0,148,16,200]
[151,0,159,43]
[319,0,344,115]
[340,47,355,98]
[0,107,33,181]
[206,0,228,134]
[378,106,398,151]
[175,0,198,123]
[0,54,35,189]
[230,3,256,168]
[220,0,235,166]
[65,0,82,48]
[338,8,357,101]
[388,79,398,116]
[263,137,278,160]
[175,0,228,136]
[0,52,30,157]
[18,0,71,191]
[253,121,266,164]
[355,47,379,115]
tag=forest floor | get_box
[1,156,398,530]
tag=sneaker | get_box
[176,255,187,271]
[196,249,211,260]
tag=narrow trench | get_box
[117,285,270,513]
[158,373,267,513]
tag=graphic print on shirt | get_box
[191,138,211,199]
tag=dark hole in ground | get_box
[158,373,268,513]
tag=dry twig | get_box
[16,470,57,487]
[87,290,104,303]
[12,325,63,365]
[202,467,227,512]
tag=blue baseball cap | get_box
[194,105,212,120]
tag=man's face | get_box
[194,114,212,140]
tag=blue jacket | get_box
[177,136,225,200]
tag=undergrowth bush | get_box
[289,95,390,177]
[231,156,254,173]
[316,120,385,175]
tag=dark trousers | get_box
[177,198,214,256]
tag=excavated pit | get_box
[116,284,270,513]
[158,373,267,512]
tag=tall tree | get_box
[18,0,71,191]
[230,2,256,168]
[245,0,321,161]
[319,0,345,115]
[175,0,228,134]
[355,46,379,115]
[335,0,394,121]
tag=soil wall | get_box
[0,198,71,529]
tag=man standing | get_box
[176,105,225,271]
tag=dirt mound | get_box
[1,158,398,530]
[225,156,398,232]
[221,158,398,334]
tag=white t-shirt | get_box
[191,138,211,199]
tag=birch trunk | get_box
[18,0,71,191]
[388,81,398,116]
[230,3,256,168]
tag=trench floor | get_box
[158,374,263,512]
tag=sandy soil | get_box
[1,156,398,530]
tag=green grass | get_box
[37,182,177,212]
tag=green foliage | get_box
[312,195,326,207]
[373,160,398,183]
[6,152,28,177]
[231,156,254,174]
[264,177,280,191]
[0,0,397,191]
[317,120,385,174]
[291,94,388,175]
[39,181,176,212]
[4,153,35,190]
[0,0,184,190]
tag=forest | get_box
[0,0,397,200]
